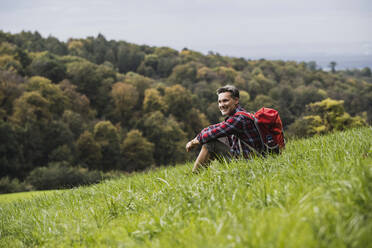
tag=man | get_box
[186,85,263,173]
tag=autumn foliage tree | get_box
[288,98,366,137]
[111,82,139,123]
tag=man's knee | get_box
[203,139,231,160]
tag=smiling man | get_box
[186,85,263,173]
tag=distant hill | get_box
[250,54,372,70]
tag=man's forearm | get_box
[186,137,200,152]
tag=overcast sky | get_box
[1,0,371,67]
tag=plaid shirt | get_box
[197,106,263,157]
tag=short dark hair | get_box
[216,85,239,99]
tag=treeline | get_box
[0,30,370,192]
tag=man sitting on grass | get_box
[186,85,263,173]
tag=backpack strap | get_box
[237,136,263,157]
[235,111,255,120]
[234,111,265,150]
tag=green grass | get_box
[1,127,371,247]
[0,190,59,204]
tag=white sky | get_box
[0,0,371,63]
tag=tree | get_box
[91,33,108,64]
[0,120,22,178]
[0,70,24,118]
[99,67,118,117]
[163,85,209,138]
[206,102,221,124]
[93,121,121,171]
[65,60,116,117]
[66,61,102,109]
[16,123,45,176]
[76,131,102,170]
[153,47,180,77]
[117,43,145,73]
[192,81,218,113]
[269,86,296,125]
[307,98,366,131]
[143,88,167,113]
[48,144,73,164]
[239,90,250,109]
[286,115,324,137]
[290,86,326,116]
[329,61,337,73]
[28,54,66,83]
[62,110,86,139]
[45,35,68,55]
[142,111,187,165]
[111,82,139,122]
[248,94,277,112]
[361,67,371,77]
[11,91,51,125]
[137,54,158,77]
[58,80,95,119]
[25,76,68,116]
[0,42,31,75]
[42,120,74,164]
[123,72,155,107]
[183,108,209,138]
[168,62,199,88]
[306,61,317,71]
[163,84,192,120]
[214,66,238,84]
[196,67,218,82]
[14,31,45,52]
[0,54,23,74]
[288,98,366,137]
[67,39,85,57]
[231,57,248,71]
[121,129,155,171]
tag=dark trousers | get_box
[203,137,233,161]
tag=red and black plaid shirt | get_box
[197,106,263,156]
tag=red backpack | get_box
[235,107,285,153]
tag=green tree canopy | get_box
[26,76,68,116]
[142,111,187,165]
[143,88,167,113]
[164,84,193,120]
[111,82,139,122]
[76,130,102,170]
[28,53,66,83]
[121,129,155,171]
[11,91,51,125]
[93,121,121,171]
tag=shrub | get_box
[26,162,103,190]
[0,177,28,194]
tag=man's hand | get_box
[186,138,199,152]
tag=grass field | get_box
[0,127,371,247]
[0,190,59,204]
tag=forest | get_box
[0,30,371,193]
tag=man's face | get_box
[218,92,239,116]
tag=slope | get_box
[0,127,371,247]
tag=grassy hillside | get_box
[1,128,371,247]
[0,190,59,204]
